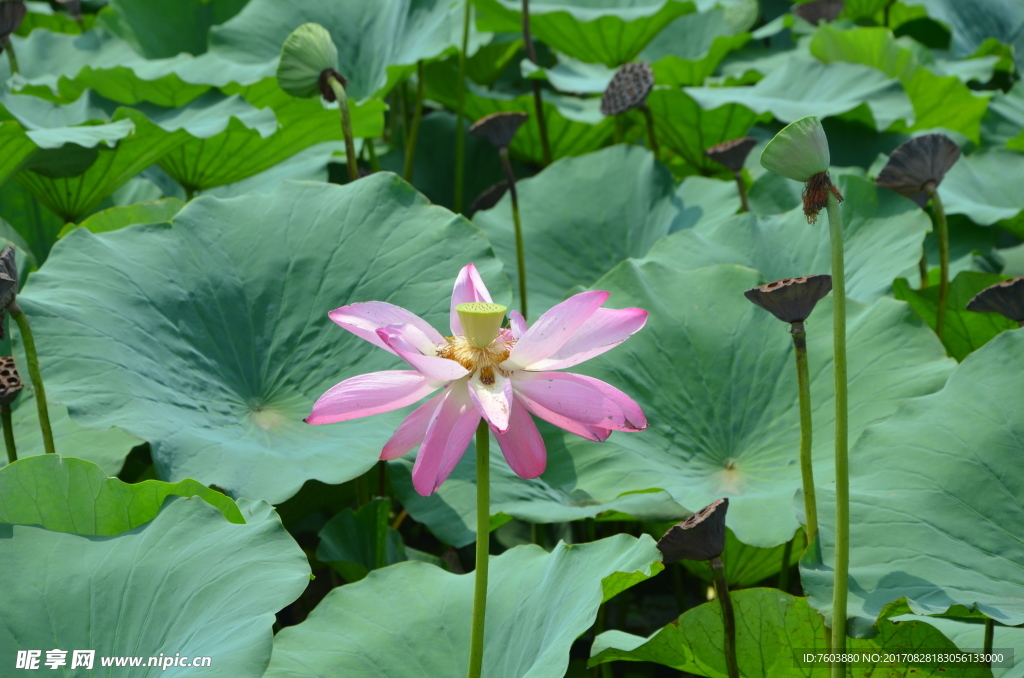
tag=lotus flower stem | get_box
[734,171,750,213]
[984,618,994,665]
[778,538,792,591]
[825,192,849,675]
[640,106,659,158]
[454,0,471,212]
[1,403,15,463]
[931,190,949,343]
[9,304,54,455]
[791,321,819,544]
[467,419,491,678]
[918,249,928,289]
[403,61,425,182]
[365,136,380,173]
[3,38,17,74]
[522,0,552,165]
[499,149,528,318]
[710,556,739,678]
[326,76,359,183]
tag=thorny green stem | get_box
[734,171,750,213]
[9,304,54,456]
[403,61,425,182]
[641,105,659,158]
[2,403,16,464]
[825,192,849,677]
[932,190,949,344]
[500,148,528,319]
[3,38,18,75]
[454,0,471,212]
[327,76,359,183]
[467,419,491,678]
[523,0,552,165]
[984,618,994,666]
[710,556,739,678]
[791,321,818,545]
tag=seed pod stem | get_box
[1,403,15,463]
[791,321,818,544]
[522,0,552,165]
[326,75,359,183]
[932,189,949,343]
[710,556,739,678]
[734,171,749,213]
[2,37,17,74]
[500,149,528,319]
[641,105,659,158]
[9,303,54,455]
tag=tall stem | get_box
[403,61,425,182]
[984,618,994,666]
[640,105,659,158]
[825,193,849,677]
[522,0,552,165]
[3,38,18,75]
[365,136,380,173]
[918,247,929,289]
[467,420,491,678]
[932,190,949,343]
[734,171,750,213]
[710,556,739,678]
[500,149,528,319]
[791,321,818,544]
[778,538,792,591]
[327,77,359,183]
[454,0,471,212]
[613,116,624,144]
[9,304,54,455]
[1,403,16,463]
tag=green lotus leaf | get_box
[646,87,770,177]
[894,271,1019,361]
[0,117,135,186]
[939,149,1024,226]
[316,497,406,583]
[645,175,930,304]
[639,8,751,87]
[98,0,249,59]
[520,56,615,94]
[59,197,185,238]
[16,176,510,503]
[205,140,346,200]
[0,496,309,677]
[0,455,242,534]
[473,0,695,67]
[0,182,64,265]
[473,145,740,315]
[393,263,953,548]
[266,535,662,677]
[982,81,1024,151]
[809,25,991,141]
[14,1,95,35]
[590,588,990,677]
[685,55,914,131]
[890,616,1022,678]
[801,329,1024,631]
[903,0,1024,73]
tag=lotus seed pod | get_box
[0,355,22,407]
[469,112,528,149]
[0,246,17,338]
[706,137,757,173]
[876,133,961,197]
[276,23,341,100]
[456,302,507,349]
[744,275,832,324]
[468,180,510,216]
[760,116,831,183]
[0,1,26,45]
[792,0,844,25]
[966,277,1024,323]
[600,62,655,116]
[657,498,729,564]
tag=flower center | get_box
[437,331,515,386]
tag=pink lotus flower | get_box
[306,264,648,495]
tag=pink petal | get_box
[512,371,647,432]
[376,324,469,381]
[526,307,648,370]
[412,382,481,495]
[467,371,513,432]
[503,290,609,370]
[330,302,444,356]
[306,371,441,425]
[509,310,527,339]
[492,399,546,478]
[380,391,446,460]
[450,263,493,336]
[514,389,612,442]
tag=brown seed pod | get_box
[468,180,510,216]
[0,355,22,407]
[792,0,844,25]
[966,277,1024,323]
[600,62,654,116]
[875,134,961,201]
[802,171,843,224]
[744,274,832,324]
[0,1,26,44]
[657,498,729,564]
[705,137,757,173]
[0,246,17,339]
[468,112,529,149]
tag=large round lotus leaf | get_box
[391,262,953,548]
[685,55,914,131]
[15,176,510,503]
[473,0,694,67]
[639,9,751,87]
[590,588,989,677]
[0,497,309,678]
[903,0,1024,73]
[642,174,931,304]
[891,616,1023,678]
[801,330,1024,632]
[940,149,1024,225]
[0,117,136,187]
[98,0,249,59]
[265,535,662,677]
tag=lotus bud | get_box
[760,116,842,223]
[276,23,342,100]
[456,302,507,349]
[657,498,728,564]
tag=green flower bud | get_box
[456,302,507,348]
[759,116,830,182]
[276,23,340,99]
